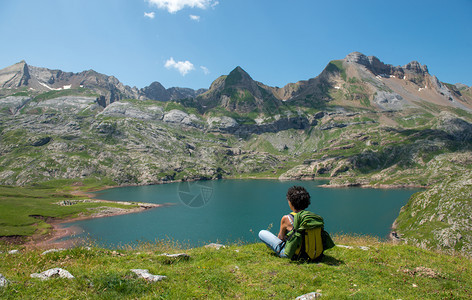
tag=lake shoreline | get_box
[80,176,428,190]
[24,187,163,249]
[21,178,419,249]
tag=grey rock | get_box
[0,61,29,88]
[163,109,201,127]
[27,96,99,114]
[205,243,225,250]
[430,75,456,102]
[8,250,19,254]
[404,61,429,74]
[41,248,66,255]
[183,114,201,126]
[374,91,409,111]
[345,52,394,76]
[0,274,8,287]
[296,292,322,299]
[0,96,31,115]
[130,269,167,282]
[455,83,469,90]
[31,268,74,280]
[95,121,118,135]
[336,245,354,249]
[100,101,163,120]
[207,116,239,129]
[163,109,189,123]
[158,253,190,259]
[437,112,472,141]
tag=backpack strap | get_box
[287,212,295,226]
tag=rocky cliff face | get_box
[394,171,472,257]
[0,61,31,89]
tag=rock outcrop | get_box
[31,268,75,280]
[0,274,8,287]
[0,96,31,115]
[0,61,30,89]
[163,109,202,127]
[130,269,166,282]
[27,96,100,114]
[99,101,163,120]
[394,172,472,256]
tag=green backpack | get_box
[284,210,335,261]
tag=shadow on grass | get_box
[290,254,345,266]
[268,251,345,266]
[319,254,344,266]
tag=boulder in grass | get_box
[158,253,190,259]
[30,268,74,280]
[296,292,322,299]
[130,269,167,282]
[204,243,225,250]
[41,249,66,255]
[0,274,9,287]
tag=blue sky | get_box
[1,0,471,90]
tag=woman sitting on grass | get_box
[259,185,334,260]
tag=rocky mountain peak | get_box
[224,66,254,87]
[0,60,31,88]
[344,52,393,75]
[403,61,429,75]
[195,65,282,114]
[141,81,168,101]
[345,51,370,65]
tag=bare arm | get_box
[277,215,293,240]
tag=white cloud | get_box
[165,57,195,76]
[147,0,218,13]
[200,66,210,75]
[189,14,200,21]
[144,12,156,19]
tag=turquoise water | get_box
[62,180,418,247]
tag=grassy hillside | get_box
[394,172,472,256]
[1,236,471,299]
[0,180,142,240]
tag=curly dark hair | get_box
[286,186,311,210]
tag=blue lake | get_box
[62,180,419,247]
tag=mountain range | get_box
[1,52,471,114]
[0,60,206,105]
[1,52,472,255]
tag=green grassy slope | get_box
[0,180,139,238]
[0,237,471,299]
